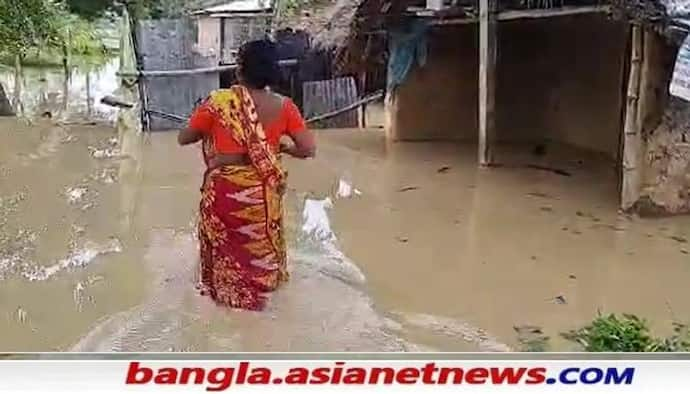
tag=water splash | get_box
[298,197,366,286]
[22,238,123,281]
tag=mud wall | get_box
[631,32,690,215]
[497,15,628,158]
[387,14,628,158]
[386,25,478,141]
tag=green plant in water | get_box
[562,313,690,352]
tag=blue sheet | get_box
[387,20,430,91]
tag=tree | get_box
[65,0,196,20]
[65,0,117,19]
[0,0,62,58]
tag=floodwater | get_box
[2,110,690,352]
[0,58,119,123]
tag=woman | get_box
[178,39,316,311]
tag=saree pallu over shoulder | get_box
[203,86,285,188]
[198,86,288,311]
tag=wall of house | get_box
[630,31,690,215]
[386,24,478,141]
[497,15,628,158]
[386,14,628,158]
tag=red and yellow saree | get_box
[196,86,288,311]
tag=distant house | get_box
[321,0,690,215]
[193,0,274,64]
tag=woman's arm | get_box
[179,100,213,146]
[178,128,204,145]
[281,131,316,158]
[281,99,316,159]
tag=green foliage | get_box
[0,0,109,66]
[66,0,202,20]
[0,0,62,57]
[562,313,690,352]
[280,0,314,17]
[65,0,115,20]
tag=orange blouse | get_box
[188,97,306,154]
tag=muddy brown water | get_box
[1,118,690,352]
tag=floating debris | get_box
[527,191,555,199]
[525,164,572,177]
[398,186,419,192]
[514,324,549,352]
[60,134,78,144]
[513,325,543,335]
[395,236,409,243]
[88,138,122,159]
[437,166,451,173]
[0,191,27,213]
[66,187,88,205]
[15,307,27,324]
[89,148,122,159]
[552,295,568,305]
[71,225,86,236]
[93,168,118,184]
[0,229,38,280]
[540,206,554,212]
[670,236,688,244]
[335,179,362,199]
[74,282,86,311]
[569,274,577,280]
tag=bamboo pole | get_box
[621,25,643,210]
[496,5,611,21]
[143,91,385,125]
[479,0,497,166]
[116,59,298,78]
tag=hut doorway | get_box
[494,14,629,168]
[385,11,630,205]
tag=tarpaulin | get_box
[387,19,429,91]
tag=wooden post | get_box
[479,0,497,166]
[359,71,367,128]
[621,25,643,210]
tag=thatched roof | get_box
[308,0,690,73]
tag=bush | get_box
[562,313,690,352]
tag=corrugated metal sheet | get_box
[302,77,358,128]
[137,18,219,131]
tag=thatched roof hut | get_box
[310,0,690,215]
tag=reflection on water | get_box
[2,121,690,352]
[0,58,119,122]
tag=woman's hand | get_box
[279,141,298,157]
[178,128,203,146]
[280,138,315,159]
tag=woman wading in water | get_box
[178,40,316,310]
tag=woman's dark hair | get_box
[237,39,280,89]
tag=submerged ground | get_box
[2,114,690,352]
